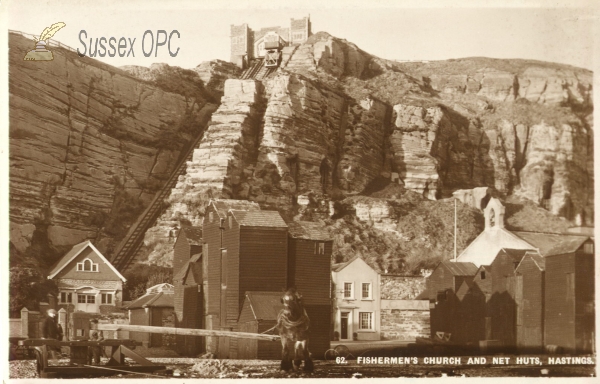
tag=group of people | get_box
[42,308,104,364]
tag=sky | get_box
[5,0,598,70]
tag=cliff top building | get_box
[230,16,312,69]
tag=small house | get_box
[125,283,174,348]
[237,291,284,360]
[332,257,380,341]
[48,240,126,314]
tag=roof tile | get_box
[288,221,331,241]
[231,210,287,228]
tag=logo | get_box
[23,22,66,61]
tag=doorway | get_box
[341,312,350,340]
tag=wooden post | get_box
[97,324,280,342]
[21,308,29,338]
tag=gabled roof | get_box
[124,290,174,309]
[177,226,203,245]
[230,210,287,228]
[496,248,531,263]
[174,253,202,283]
[243,291,284,321]
[288,221,331,241]
[47,240,126,282]
[456,227,535,267]
[332,255,360,272]
[513,232,591,256]
[439,260,478,276]
[210,199,260,218]
[146,283,174,295]
[515,251,545,271]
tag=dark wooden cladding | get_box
[489,253,518,347]
[238,228,288,311]
[173,232,201,279]
[288,238,332,306]
[305,304,331,360]
[203,203,223,318]
[222,213,241,323]
[545,250,595,353]
[238,320,281,360]
[574,251,594,353]
[515,257,544,351]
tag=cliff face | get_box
[143,33,592,268]
[8,32,237,265]
[9,30,593,273]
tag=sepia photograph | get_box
[1,0,597,380]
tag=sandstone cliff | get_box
[9,30,593,274]
[143,32,592,269]
[9,32,237,267]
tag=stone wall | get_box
[380,300,430,341]
[380,275,427,300]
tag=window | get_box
[101,293,113,304]
[315,242,325,255]
[60,292,72,303]
[584,243,594,254]
[343,282,354,299]
[76,258,98,272]
[566,272,575,304]
[228,216,233,228]
[359,312,373,330]
[76,329,85,337]
[87,295,96,304]
[209,212,214,223]
[78,294,86,304]
[480,271,486,280]
[361,283,372,300]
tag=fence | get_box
[9,29,80,54]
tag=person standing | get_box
[87,319,104,365]
[42,309,60,359]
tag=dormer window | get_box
[77,258,98,272]
[209,212,214,223]
[480,271,486,280]
[228,216,233,228]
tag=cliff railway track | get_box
[110,133,204,272]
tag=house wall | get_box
[174,285,204,356]
[239,227,288,311]
[305,304,331,359]
[489,254,518,347]
[574,250,595,353]
[230,23,250,64]
[425,264,455,301]
[515,257,544,351]
[129,308,149,346]
[380,300,430,341]
[56,278,123,313]
[288,238,332,306]
[545,252,576,352]
[173,233,189,278]
[202,203,223,333]
[332,259,380,341]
